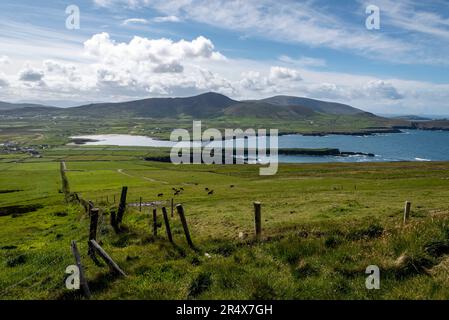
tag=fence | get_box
[1,162,417,299]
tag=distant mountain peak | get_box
[1,92,381,121]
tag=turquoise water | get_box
[72,130,449,163]
[278,130,449,163]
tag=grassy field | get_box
[0,113,401,147]
[2,146,449,300]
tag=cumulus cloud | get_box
[269,66,302,81]
[305,83,350,100]
[84,33,225,62]
[239,71,268,92]
[19,66,44,82]
[364,80,404,100]
[1,30,447,114]
[238,66,302,94]
[80,33,230,95]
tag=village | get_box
[0,141,47,157]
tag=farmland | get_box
[2,146,449,299]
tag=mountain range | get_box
[0,92,379,120]
[0,101,52,111]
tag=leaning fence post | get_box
[89,240,126,277]
[117,186,128,225]
[254,202,262,241]
[403,201,411,224]
[176,204,194,248]
[152,208,158,237]
[70,240,91,299]
[88,208,99,257]
[162,207,173,243]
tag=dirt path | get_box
[117,169,169,184]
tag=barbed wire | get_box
[0,225,89,297]
[0,255,65,297]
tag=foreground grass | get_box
[2,154,449,299]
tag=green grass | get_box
[0,113,398,147]
[2,151,449,299]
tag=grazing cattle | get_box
[180,187,184,191]
[208,190,214,195]
[205,187,209,191]
[158,193,163,197]
[230,185,234,188]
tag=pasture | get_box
[2,147,449,299]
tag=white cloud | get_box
[122,18,150,25]
[359,0,449,40]
[105,0,413,62]
[94,0,449,66]
[363,80,404,100]
[0,31,448,114]
[153,15,181,23]
[19,65,44,82]
[0,73,9,88]
[0,55,10,66]
[84,33,225,62]
[278,55,327,68]
[269,66,302,81]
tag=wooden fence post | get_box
[110,209,119,234]
[70,240,91,299]
[152,208,158,237]
[176,204,194,248]
[162,207,173,243]
[404,201,411,224]
[254,201,262,241]
[116,186,128,225]
[87,201,94,216]
[89,240,126,277]
[88,208,99,256]
[140,197,142,212]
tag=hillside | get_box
[67,92,238,118]
[223,101,317,119]
[392,115,431,121]
[0,92,387,121]
[0,101,52,111]
[261,95,372,116]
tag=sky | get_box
[0,0,449,115]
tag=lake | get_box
[71,130,449,163]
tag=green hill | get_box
[261,95,372,116]
[0,92,397,131]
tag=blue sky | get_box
[0,0,448,114]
